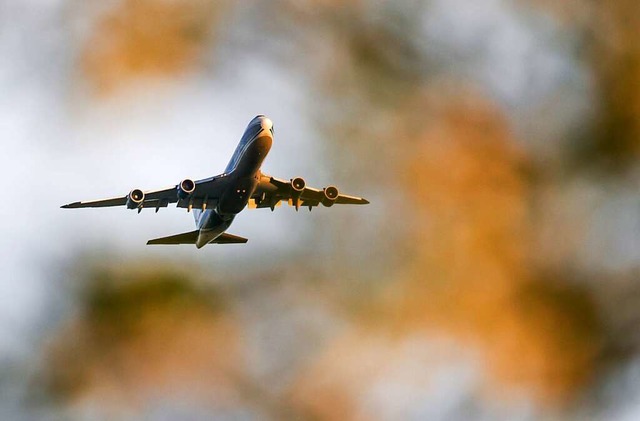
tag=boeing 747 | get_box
[61,115,369,248]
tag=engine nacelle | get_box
[177,178,196,200]
[322,186,339,207]
[290,178,306,210]
[126,189,145,209]
[291,177,306,193]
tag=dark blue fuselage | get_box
[194,115,273,248]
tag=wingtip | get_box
[362,198,370,205]
[61,203,78,209]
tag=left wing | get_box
[61,175,230,212]
[250,174,369,211]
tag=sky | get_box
[2,1,640,419]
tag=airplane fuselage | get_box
[194,115,273,248]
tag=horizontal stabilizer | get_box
[211,232,249,244]
[147,230,248,246]
[147,230,199,245]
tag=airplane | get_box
[61,115,369,248]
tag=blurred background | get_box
[2,0,640,419]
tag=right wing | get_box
[251,174,369,210]
[61,175,230,212]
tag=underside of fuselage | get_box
[195,115,273,247]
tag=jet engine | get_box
[177,178,196,199]
[126,189,145,209]
[289,177,306,210]
[322,186,339,207]
[291,177,306,193]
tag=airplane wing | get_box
[251,174,369,211]
[61,175,229,212]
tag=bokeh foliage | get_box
[23,0,640,419]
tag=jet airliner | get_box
[62,115,369,248]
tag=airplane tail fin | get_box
[147,230,248,246]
